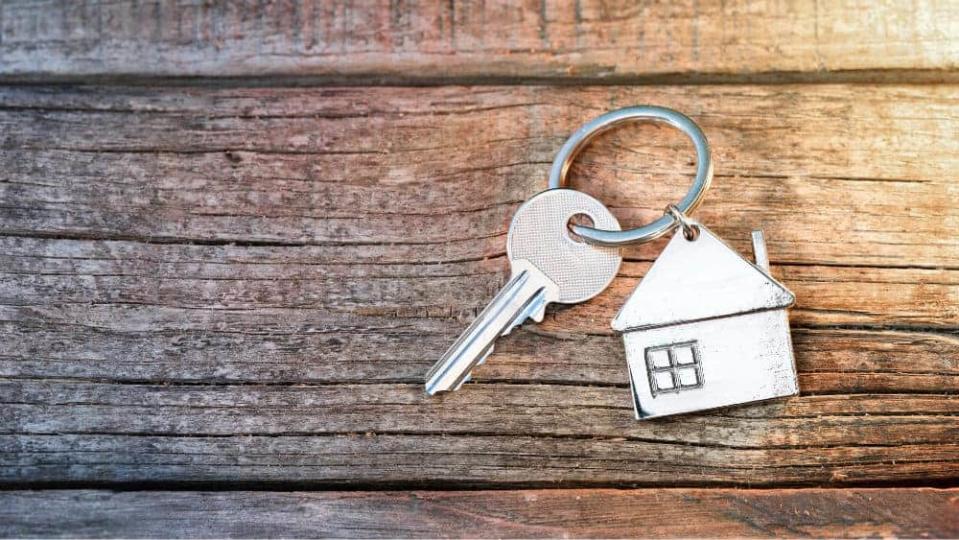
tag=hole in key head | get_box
[567,213,595,243]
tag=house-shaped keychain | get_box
[612,223,799,419]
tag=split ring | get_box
[548,106,713,246]
[665,204,700,241]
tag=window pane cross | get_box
[644,341,704,396]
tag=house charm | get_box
[612,222,799,419]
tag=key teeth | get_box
[502,290,548,336]
[453,372,472,391]
[475,344,494,366]
[453,342,492,389]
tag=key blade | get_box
[425,264,556,395]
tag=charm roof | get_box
[611,223,795,332]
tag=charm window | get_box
[645,341,704,396]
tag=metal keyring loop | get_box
[665,204,700,241]
[547,105,713,246]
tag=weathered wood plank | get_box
[4,300,957,393]
[3,380,958,485]
[1,236,958,333]
[1,234,958,389]
[2,84,956,269]
[3,488,958,538]
[5,380,958,443]
[6,433,958,486]
[1,1,957,81]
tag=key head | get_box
[507,189,622,304]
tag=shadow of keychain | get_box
[549,106,799,419]
[426,106,799,420]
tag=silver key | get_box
[425,189,622,395]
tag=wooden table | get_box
[1,1,957,537]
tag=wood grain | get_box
[1,83,957,486]
[1,1,958,82]
[2,488,958,538]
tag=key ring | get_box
[548,106,713,247]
